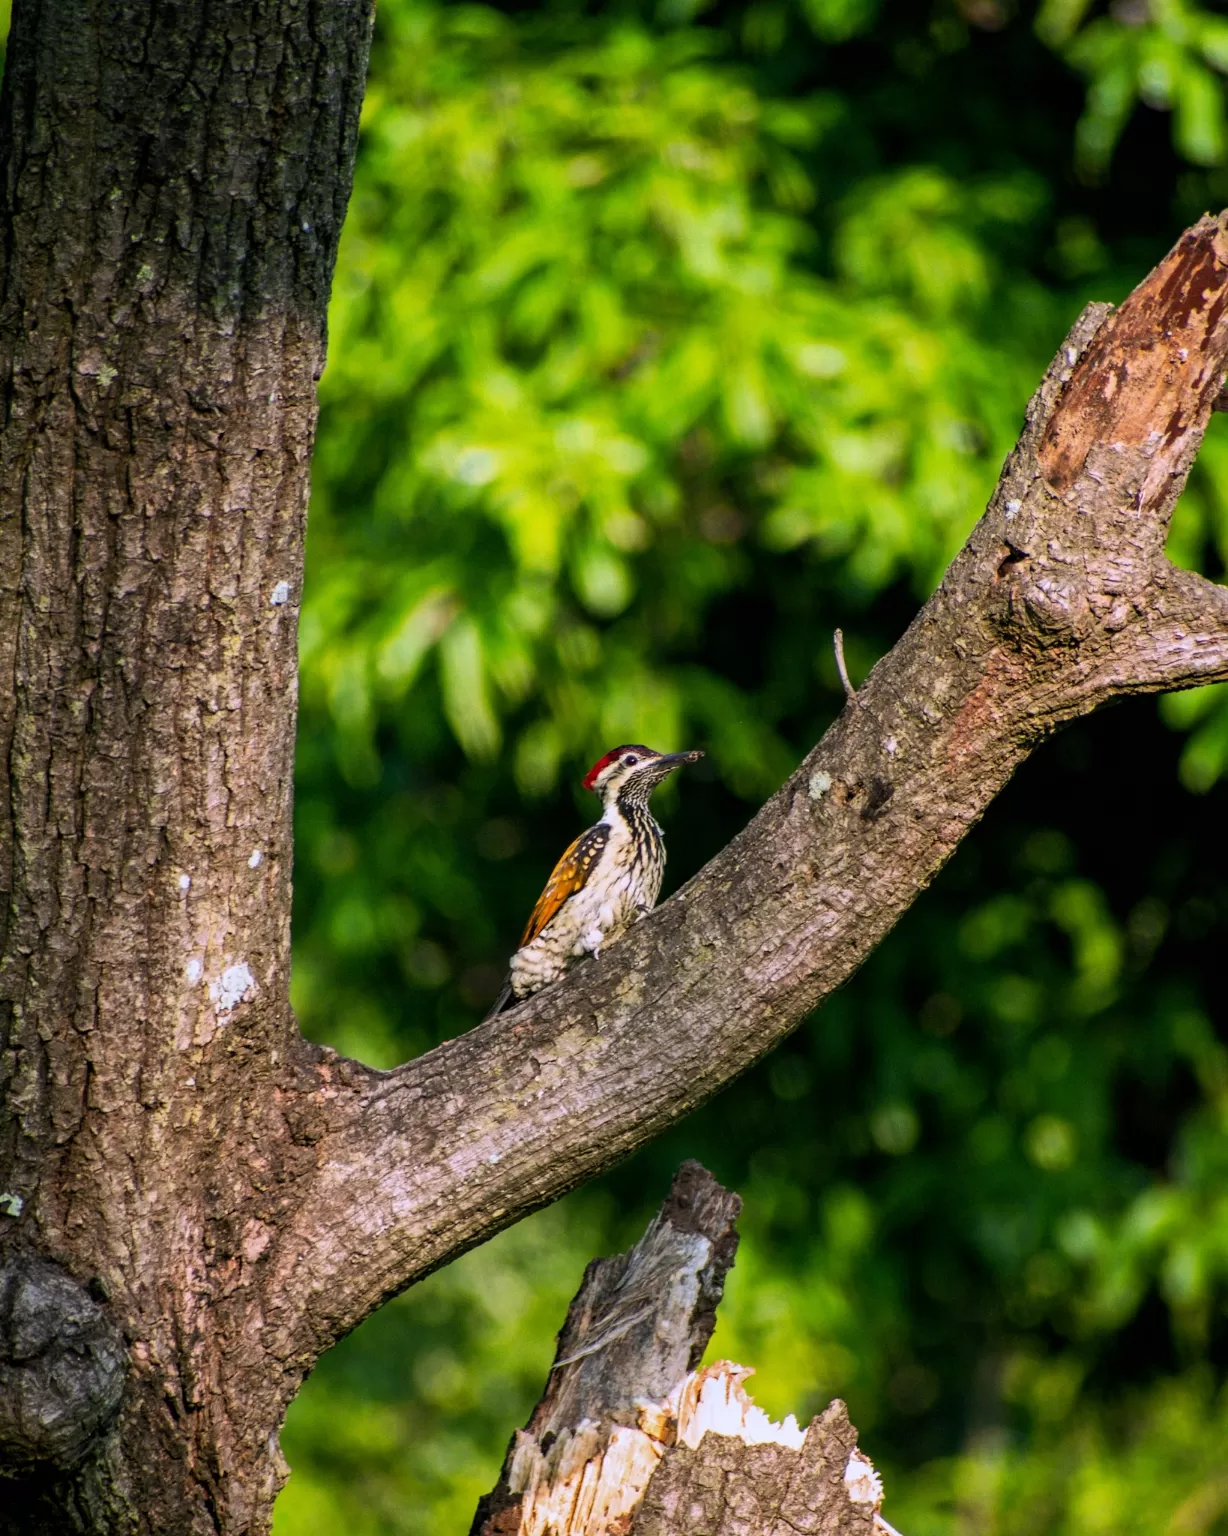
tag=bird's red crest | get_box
[582,745,654,791]
[582,750,622,791]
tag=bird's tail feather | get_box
[484,977,515,1021]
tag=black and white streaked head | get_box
[582,744,704,812]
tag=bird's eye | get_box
[622,754,640,767]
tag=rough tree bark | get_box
[1,0,1228,1529]
[0,0,374,1530]
[472,1163,889,1536]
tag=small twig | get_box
[833,628,859,705]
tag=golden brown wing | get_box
[519,823,611,947]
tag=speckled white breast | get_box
[508,806,664,998]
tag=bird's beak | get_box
[661,750,704,769]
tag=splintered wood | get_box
[501,1359,888,1536]
[1039,212,1228,503]
[471,1163,898,1536]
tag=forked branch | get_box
[269,212,1228,1364]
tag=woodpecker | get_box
[486,744,703,1017]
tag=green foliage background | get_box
[6,0,1226,1530]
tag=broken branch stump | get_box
[471,1162,894,1536]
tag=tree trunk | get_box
[0,0,372,1529]
[2,1,1228,1531]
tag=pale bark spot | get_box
[209,963,256,1015]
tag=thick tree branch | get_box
[270,212,1228,1362]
